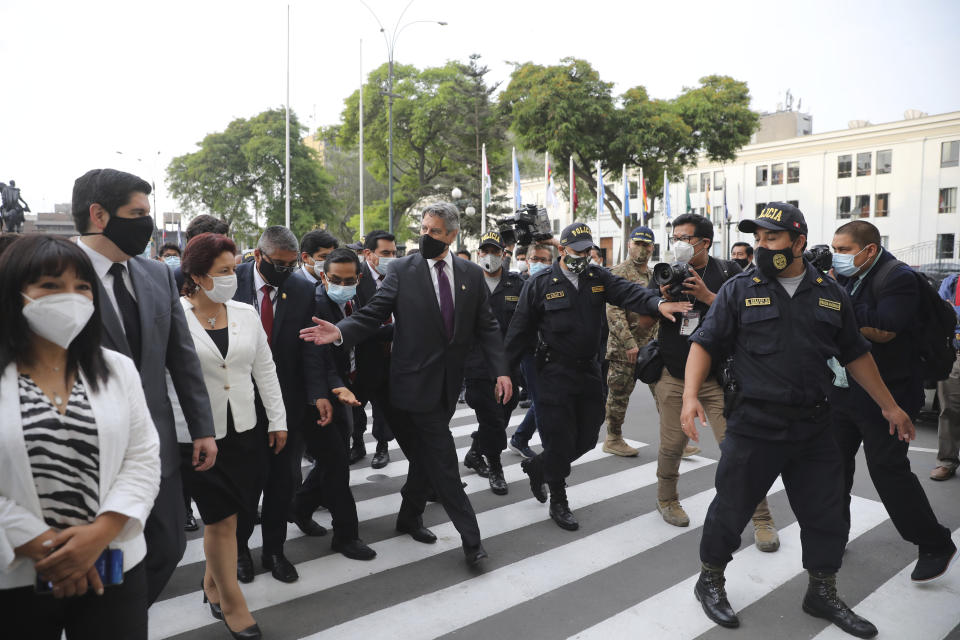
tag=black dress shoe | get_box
[184,511,199,532]
[549,499,579,531]
[463,449,490,478]
[222,619,262,640]
[237,548,255,584]
[201,578,223,620]
[521,458,548,503]
[292,515,328,537]
[396,521,438,544]
[262,552,299,583]
[371,441,390,469]
[348,440,366,465]
[463,543,488,567]
[487,460,508,496]
[332,537,377,560]
[802,571,877,638]
[694,565,739,628]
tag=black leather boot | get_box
[802,571,877,638]
[487,457,508,495]
[463,445,490,478]
[548,483,578,531]
[694,563,739,628]
[520,456,547,503]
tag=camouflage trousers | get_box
[604,360,656,437]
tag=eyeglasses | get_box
[326,276,358,286]
[671,235,699,244]
[263,255,299,273]
[528,256,551,264]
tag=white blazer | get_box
[178,298,286,440]
[0,349,160,589]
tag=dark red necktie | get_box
[344,300,353,316]
[260,284,274,346]
[434,261,454,341]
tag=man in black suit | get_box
[353,229,397,467]
[301,203,512,566]
[233,226,333,584]
[72,169,217,604]
[292,247,376,560]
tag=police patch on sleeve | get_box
[745,297,771,307]
[546,291,565,300]
[818,298,841,311]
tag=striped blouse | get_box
[19,374,100,529]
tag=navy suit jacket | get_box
[235,262,328,429]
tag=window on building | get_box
[771,163,784,185]
[699,207,705,216]
[856,152,872,177]
[942,141,959,168]
[713,171,724,190]
[837,196,851,219]
[877,150,892,174]
[940,187,957,214]
[755,202,767,217]
[854,195,870,218]
[700,173,711,192]
[787,161,800,184]
[838,155,852,178]
[687,174,698,194]
[875,193,889,218]
[629,180,638,199]
[787,200,799,208]
[880,236,889,248]
[756,166,768,186]
[937,234,956,259]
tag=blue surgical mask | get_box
[528,261,549,277]
[326,283,357,305]
[162,255,181,268]
[831,246,868,277]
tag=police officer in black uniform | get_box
[680,202,915,638]
[462,229,524,495]
[505,223,691,530]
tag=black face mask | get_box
[733,257,750,269]
[258,256,293,288]
[94,215,155,257]
[755,246,795,279]
[418,234,448,260]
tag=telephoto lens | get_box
[652,261,693,299]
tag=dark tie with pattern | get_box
[108,263,141,369]
[260,284,274,346]
[434,260,454,341]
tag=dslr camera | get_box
[652,261,694,299]
[804,244,832,273]
[497,204,553,247]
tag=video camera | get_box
[497,204,553,247]
[652,261,695,299]
[804,244,832,273]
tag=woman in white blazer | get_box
[178,233,286,640]
[0,235,160,640]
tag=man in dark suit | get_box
[353,229,397,467]
[233,226,333,584]
[301,203,512,566]
[291,247,376,560]
[71,168,217,604]
[829,220,956,582]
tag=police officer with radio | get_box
[462,230,524,495]
[680,202,914,638]
[505,223,691,531]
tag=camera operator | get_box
[651,214,778,551]
[505,223,691,531]
[829,220,956,582]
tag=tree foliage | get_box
[499,59,758,227]
[166,109,334,243]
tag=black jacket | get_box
[465,269,525,379]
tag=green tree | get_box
[167,109,335,242]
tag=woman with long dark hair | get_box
[0,234,160,639]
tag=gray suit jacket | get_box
[96,255,215,477]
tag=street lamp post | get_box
[359,0,446,235]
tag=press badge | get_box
[679,311,700,336]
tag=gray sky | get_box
[3,0,959,217]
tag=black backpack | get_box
[870,259,957,381]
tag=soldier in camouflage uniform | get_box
[603,226,659,456]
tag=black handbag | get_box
[634,339,663,384]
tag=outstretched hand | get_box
[300,318,341,345]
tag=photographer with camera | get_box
[505,223,691,531]
[650,214,778,551]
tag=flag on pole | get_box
[481,144,491,233]
[664,171,672,219]
[738,183,743,221]
[639,168,647,223]
[176,219,182,248]
[723,180,729,221]
[512,147,522,211]
[685,183,692,213]
[596,160,604,223]
[545,153,558,210]
[705,188,711,218]
[622,165,630,225]
[570,157,578,215]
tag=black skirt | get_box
[179,407,260,525]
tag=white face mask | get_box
[200,274,238,304]
[478,254,503,273]
[22,292,95,349]
[514,259,528,273]
[374,256,395,276]
[311,260,324,278]
[673,240,702,264]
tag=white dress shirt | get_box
[427,251,456,311]
[253,264,278,315]
[77,238,137,334]
[300,264,319,286]
[367,259,387,289]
